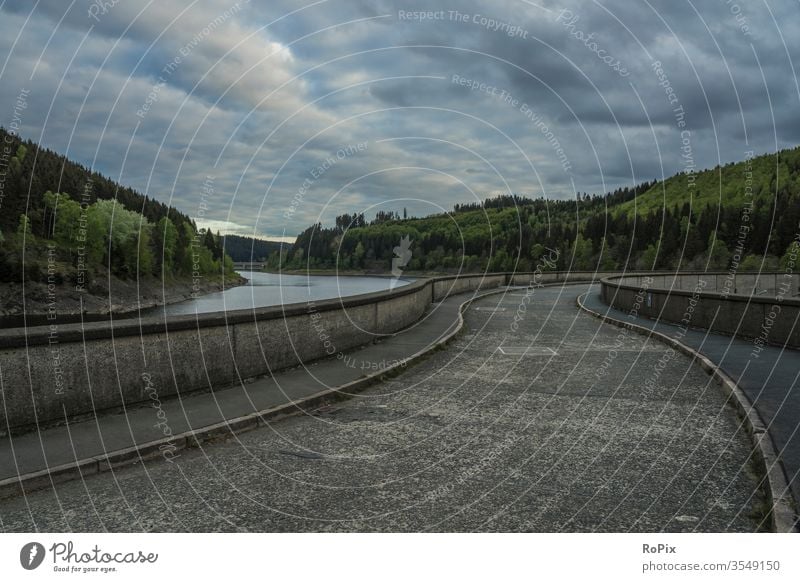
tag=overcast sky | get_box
[1,0,798,240]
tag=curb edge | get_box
[576,291,798,534]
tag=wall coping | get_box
[0,277,435,348]
[0,270,656,348]
[601,272,800,307]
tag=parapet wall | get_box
[431,274,507,301]
[0,277,435,433]
[600,272,800,350]
[0,270,627,432]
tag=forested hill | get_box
[275,146,800,273]
[0,127,193,234]
[615,147,800,216]
[0,126,236,287]
[222,235,287,262]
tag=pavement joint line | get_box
[576,291,799,534]
[496,346,559,356]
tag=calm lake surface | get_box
[157,271,414,316]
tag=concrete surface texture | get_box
[0,278,435,432]
[0,271,629,433]
[583,287,800,525]
[0,286,478,488]
[0,285,766,532]
[602,273,800,348]
[612,273,800,296]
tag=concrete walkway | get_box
[581,288,800,527]
[0,284,765,532]
[0,286,503,494]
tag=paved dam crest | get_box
[0,285,764,532]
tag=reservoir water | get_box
[157,271,414,316]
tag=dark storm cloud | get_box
[0,0,797,238]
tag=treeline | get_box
[222,235,286,262]
[275,147,800,273]
[0,127,235,284]
[0,127,193,234]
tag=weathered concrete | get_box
[619,272,800,296]
[582,288,800,532]
[0,284,505,497]
[432,274,507,300]
[602,272,800,349]
[0,278,437,432]
[0,285,765,532]
[2,272,637,433]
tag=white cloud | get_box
[0,0,797,237]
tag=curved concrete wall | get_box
[0,277,439,432]
[432,274,507,301]
[507,270,635,287]
[0,270,634,433]
[601,272,800,349]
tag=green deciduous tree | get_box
[84,204,107,266]
[43,192,82,247]
[153,216,179,275]
[569,233,593,270]
[706,235,731,270]
[638,244,658,270]
[90,199,154,278]
[17,214,31,237]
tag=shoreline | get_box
[0,271,426,329]
[0,273,247,327]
